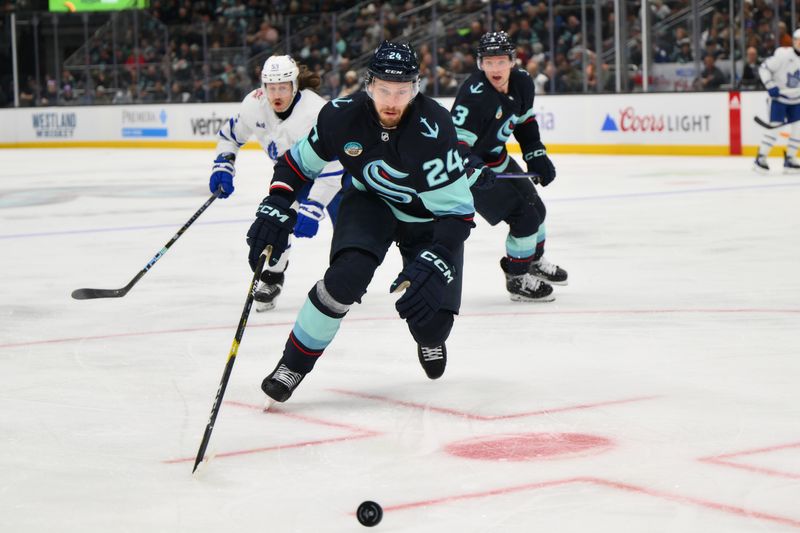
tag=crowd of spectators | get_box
[1,0,795,107]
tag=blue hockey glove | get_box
[293,200,326,238]
[524,143,556,186]
[390,247,455,327]
[210,153,236,198]
[767,86,781,98]
[246,195,297,270]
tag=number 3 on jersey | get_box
[452,105,469,126]
[423,149,464,187]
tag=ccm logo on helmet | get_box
[419,250,454,283]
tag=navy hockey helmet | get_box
[477,31,515,59]
[366,41,420,83]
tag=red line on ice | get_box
[699,441,800,479]
[2,308,798,349]
[380,476,800,528]
[327,389,657,420]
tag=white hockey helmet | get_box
[261,55,300,96]
[793,28,800,51]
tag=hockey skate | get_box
[753,154,770,174]
[254,270,284,312]
[529,257,568,286]
[783,150,800,174]
[417,343,447,379]
[261,361,306,403]
[500,257,555,302]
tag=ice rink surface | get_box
[1,148,799,532]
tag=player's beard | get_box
[377,105,407,128]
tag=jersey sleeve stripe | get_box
[516,108,536,124]
[226,118,244,145]
[283,152,311,182]
[455,127,478,147]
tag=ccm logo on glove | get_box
[257,204,292,223]
[419,250,454,284]
[523,148,546,160]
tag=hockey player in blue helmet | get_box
[754,28,800,174]
[246,41,477,404]
[451,31,568,302]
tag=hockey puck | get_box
[356,501,383,527]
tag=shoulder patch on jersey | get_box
[420,116,440,139]
[469,82,484,94]
[344,141,363,156]
[254,88,264,99]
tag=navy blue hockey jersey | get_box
[450,69,542,174]
[272,91,474,227]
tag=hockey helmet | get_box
[477,31,516,60]
[793,28,800,51]
[262,55,300,96]
[366,41,420,83]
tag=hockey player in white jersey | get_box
[754,28,800,174]
[209,55,345,311]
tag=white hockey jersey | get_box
[759,47,800,104]
[215,88,343,206]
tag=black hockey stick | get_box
[753,116,800,129]
[71,189,221,300]
[192,246,271,474]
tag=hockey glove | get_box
[246,195,297,270]
[293,200,326,238]
[210,153,236,198]
[471,166,497,191]
[390,246,455,327]
[768,86,781,98]
[524,143,556,186]
[463,153,496,190]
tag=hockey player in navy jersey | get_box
[209,55,345,311]
[245,41,477,403]
[451,31,567,302]
[754,28,800,174]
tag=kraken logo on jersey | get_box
[267,141,278,161]
[331,97,353,108]
[497,114,517,142]
[362,160,415,203]
[420,117,439,139]
[787,69,800,88]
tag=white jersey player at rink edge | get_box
[753,28,800,174]
[209,55,345,311]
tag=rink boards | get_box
[0,91,781,156]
